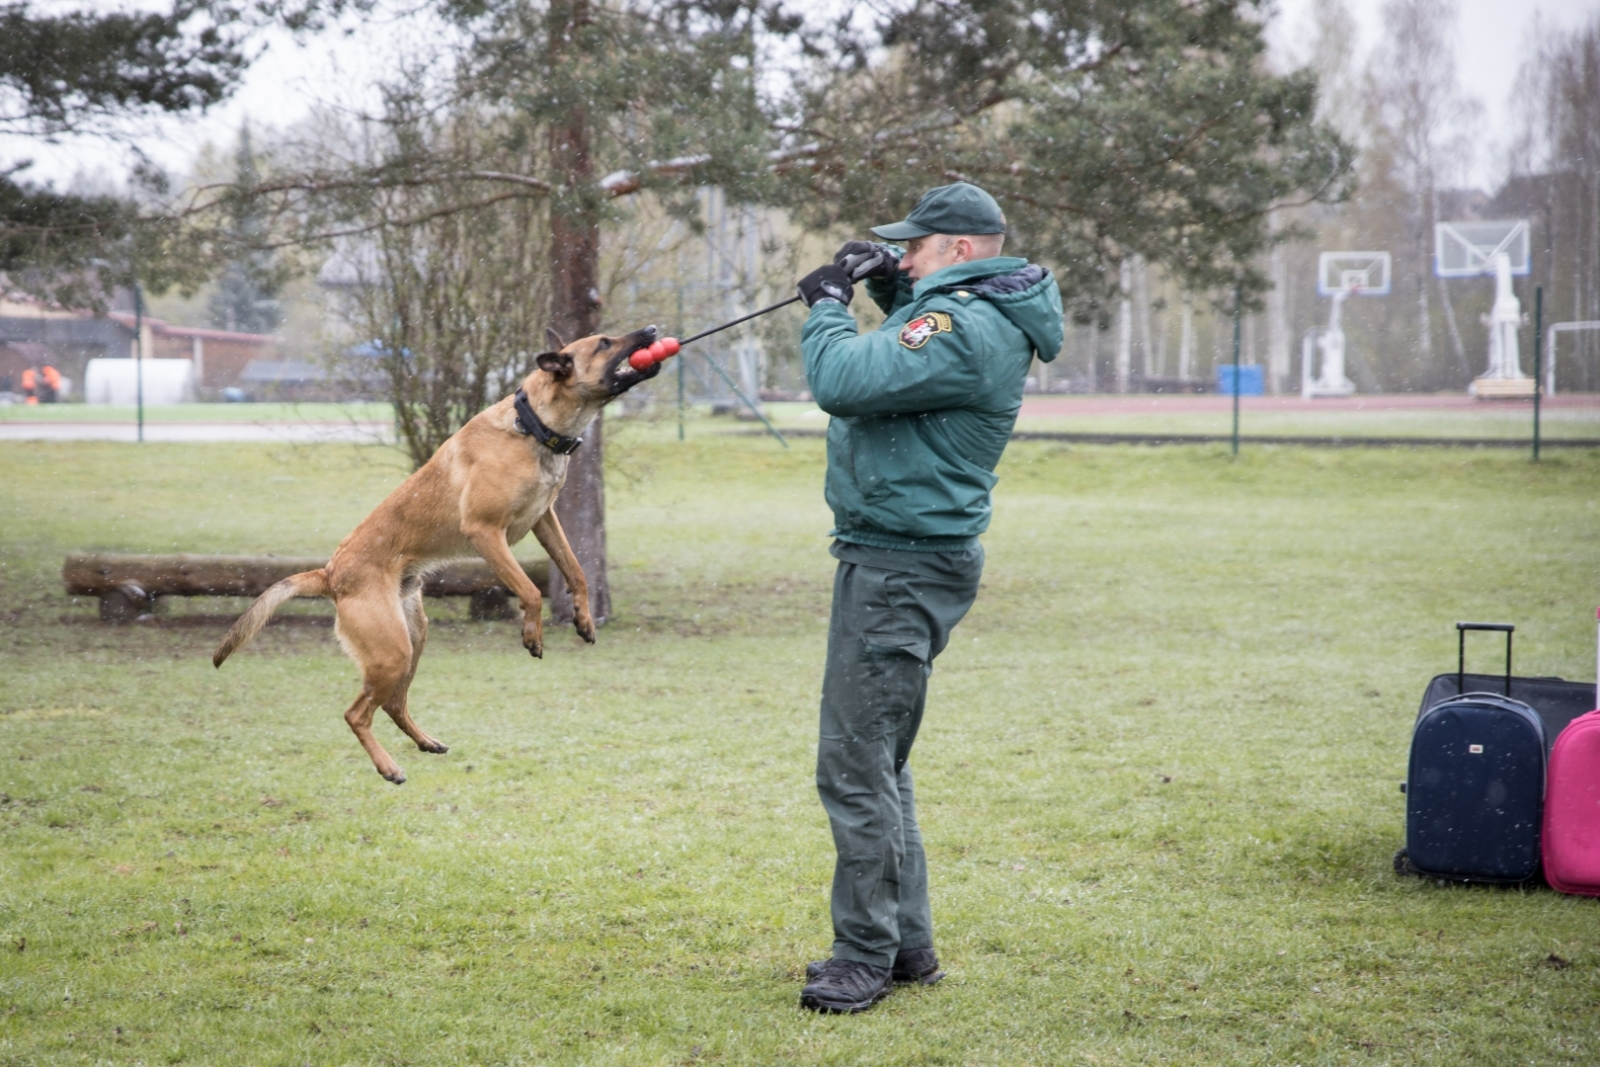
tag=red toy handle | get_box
[628,336,681,371]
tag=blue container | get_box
[1216,364,1263,396]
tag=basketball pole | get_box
[1532,286,1543,462]
[1231,284,1242,457]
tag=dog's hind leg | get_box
[382,582,448,755]
[334,590,414,784]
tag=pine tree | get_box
[0,0,333,306]
[781,0,1355,317]
[208,125,283,334]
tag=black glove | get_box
[834,240,900,282]
[797,264,854,307]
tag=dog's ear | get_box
[536,350,574,380]
[545,326,567,350]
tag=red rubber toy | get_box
[629,337,681,371]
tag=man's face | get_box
[898,234,968,282]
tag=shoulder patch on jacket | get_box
[899,311,953,349]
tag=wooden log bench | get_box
[63,553,550,623]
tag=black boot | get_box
[890,946,944,985]
[799,959,893,1013]
[806,947,944,985]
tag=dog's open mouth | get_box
[606,324,662,396]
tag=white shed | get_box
[84,359,196,405]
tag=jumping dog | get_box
[213,325,665,784]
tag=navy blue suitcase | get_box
[1417,673,1591,754]
[1400,624,1548,883]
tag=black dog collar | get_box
[513,389,582,455]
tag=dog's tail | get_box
[212,569,330,668]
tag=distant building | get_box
[0,289,279,399]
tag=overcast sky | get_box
[5,0,1598,193]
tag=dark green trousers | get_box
[817,539,983,968]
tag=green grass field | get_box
[2,431,1598,1066]
[0,403,394,424]
[8,395,1600,443]
[746,399,1600,441]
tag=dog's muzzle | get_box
[607,325,662,396]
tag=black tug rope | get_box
[677,295,801,348]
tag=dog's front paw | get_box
[523,620,544,659]
[574,613,597,644]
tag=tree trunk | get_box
[1178,296,1194,381]
[547,410,610,626]
[1116,258,1132,392]
[1430,194,1471,380]
[1267,237,1290,394]
[545,0,610,627]
[1134,255,1154,379]
[1436,276,1470,378]
[1415,192,1435,381]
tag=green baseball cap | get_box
[870,182,1007,240]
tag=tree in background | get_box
[311,90,553,465]
[1288,0,1600,393]
[0,0,247,303]
[1505,13,1600,392]
[263,0,797,623]
[778,0,1354,321]
[453,0,789,623]
[0,0,352,306]
[207,124,283,333]
[1301,0,1364,143]
[1359,0,1480,387]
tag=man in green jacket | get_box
[794,182,1064,1013]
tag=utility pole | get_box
[134,279,145,443]
[1533,286,1543,462]
[1231,284,1242,457]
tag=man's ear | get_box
[545,326,567,350]
[536,351,574,380]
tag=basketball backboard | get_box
[1318,251,1391,296]
[1435,220,1530,278]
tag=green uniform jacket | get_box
[801,256,1065,551]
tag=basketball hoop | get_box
[1435,220,1530,279]
[1435,219,1535,397]
[1318,252,1391,297]
[1305,252,1391,399]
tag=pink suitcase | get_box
[1540,609,1600,896]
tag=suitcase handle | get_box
[1457,622,1513,696]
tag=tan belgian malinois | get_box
[213,325,665,784]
